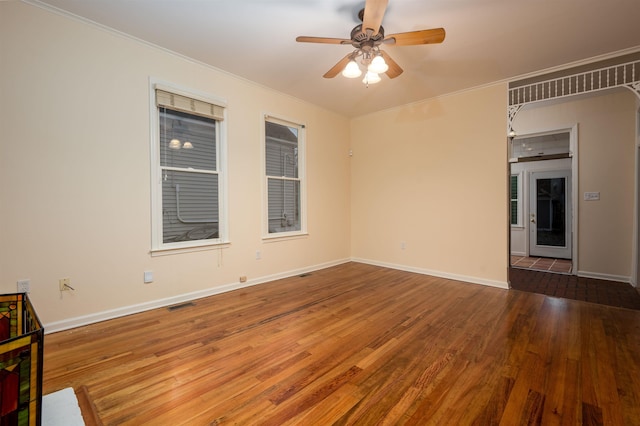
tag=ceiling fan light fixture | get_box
[362,71,381,85]
[342,60,362,78]
[368,55,388,74]
[182,141,193,149]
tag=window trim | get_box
[262,113,307,240]
[149,79,229,252]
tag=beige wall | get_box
[0,2,351,328]
[512,90,637,281]
[350,85,509,287]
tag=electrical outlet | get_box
[17,279,30,293]
[256,250,261,260]
[59,278,71,291]
[144,271,153,283]
[239,276,247,283]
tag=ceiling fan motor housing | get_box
[350,24,385,49]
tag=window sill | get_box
[262,232,309,243]
[151,241,230,257]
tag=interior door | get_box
[529,170,572,259]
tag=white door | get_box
[529,170,572,259]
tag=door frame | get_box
[529,169,572,259]
[509,124,579,272]
[634,106,640,287]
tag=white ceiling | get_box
[31,0,640,117]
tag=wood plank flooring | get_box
[43,262,640,425]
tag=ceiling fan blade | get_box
[362,0,389,35]
[323,54,352,78]
[380,50,403,79]
[384,28,446,46]
[296,36,351,45]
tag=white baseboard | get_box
[510,251,526,257]
[576,270,631,284]
[44,258,351,334]
[350,257,509,289]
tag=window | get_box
[151,85,227,251]
[510,173,521,226]
[264,116,306,236]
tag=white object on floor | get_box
[42,387,85,426]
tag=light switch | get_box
[584,192,600,201]
[144,271,153,283]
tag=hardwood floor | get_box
[43,262,640,425]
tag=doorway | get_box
[507,56,640,291]
[509,130,575,272]
[529,170,572,259]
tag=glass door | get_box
[529,170,572,259]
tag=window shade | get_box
[156,89,224,121]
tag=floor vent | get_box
[167,302,195,311]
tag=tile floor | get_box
[511,255,572,274]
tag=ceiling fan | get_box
[296,0,445,84]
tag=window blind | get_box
[156,89,224,121]
[159,108,217,171]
